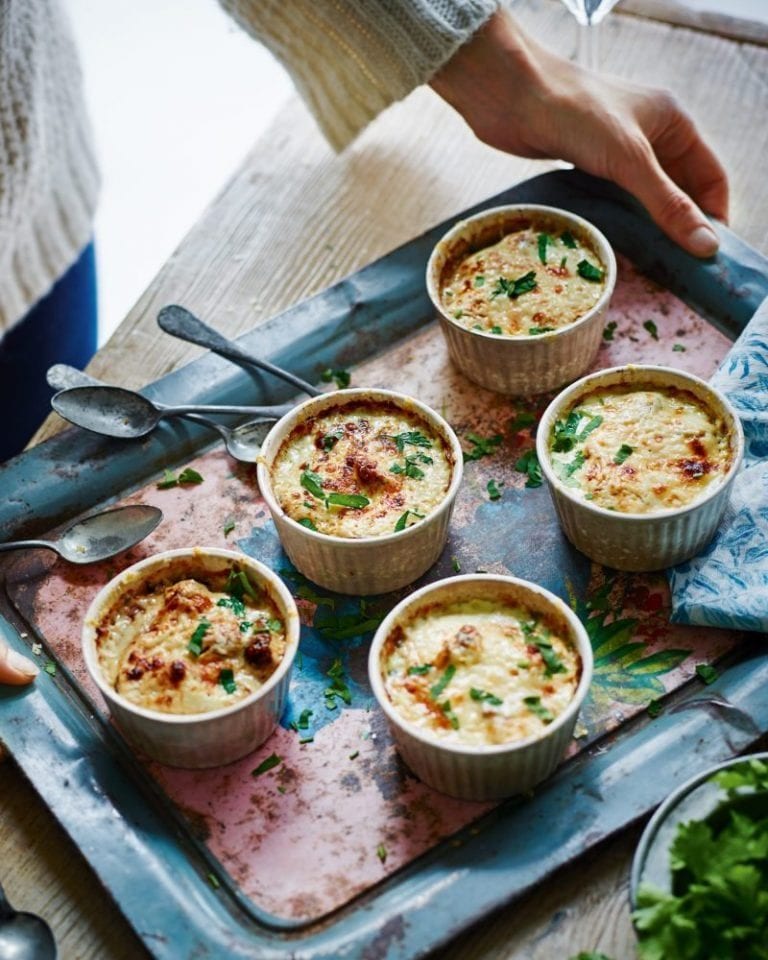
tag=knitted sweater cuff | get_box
[219,0,500,151]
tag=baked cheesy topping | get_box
[382,599,580,746]
[270,401,453,538]
[440,223,605,337]
[95,565,287,715]
[548,384,733,513]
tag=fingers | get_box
[0,640,39,685]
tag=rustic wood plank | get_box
[11,4,768,959]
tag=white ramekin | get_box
[256,388,464,595]
[368,574,593,801]
[82,547,300,768]
[426,204,617,396]
[536,365,744,572]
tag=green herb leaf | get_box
[603,321,617,342]
[515,448,543,488]
[267,619,283,633]
[647,699,663,718]
[217,595,246,617]
[321,368,351,389]
[560,255,568,269]
[474,275,485,287]
[470,687,503,706]
[451,556,461,573]
[463,433,503,462]
[251,753,282,776]
[188,619,210,657]
[561,230,578,249]
[376,843,388,863]
[487,479,503,500]
[577,260,604,283]
[696,663,718,685]
[430,663,456,699]
[492,270,538,299]
[538,233,550,265]
[533,636,567,676]
[529,326,555,335]
[524,695,555,724]
[298,517,318,530]
[326,492,370,509]
[207,873,221,890]
[490,325,503,335]
[394,509,425,532]
[321,428,344,451]
[453,309,463,320]
[614,444,634,465]
[325,658,352,708]
[349,750,359,760]
[673,343,686,352]
[219,668,237,694]
[223,517,236,536]
[407,664,432,676]
[178,467,204,485]
[386,431,433,453]
[157,469,178,490]
[643,319,659,340]
[563,450,586,478]
[300,470,325,499]
[224,569,260,601]
[508,409,536,433]
[440,700,460,729]
[44,660,57,677]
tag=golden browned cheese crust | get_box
[95,567,287,715]
[270,401,453,538]
[382,598,581,746]
[548,384,733,513]
[440,223,605,337]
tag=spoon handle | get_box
[158,401,295,418]
[0,540,56,556]
[157,305,322,398]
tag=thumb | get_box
[0,640,39,685]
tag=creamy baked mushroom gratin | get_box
[95,565,287,715]
[548,384,733,513]
[382,598,581,746]
[440,221,606,337]
[270,401,453,538]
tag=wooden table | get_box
[3,2,768,957]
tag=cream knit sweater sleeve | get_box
[0,0,99,335]
[218,0,500,151]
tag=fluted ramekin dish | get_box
[82,547,300,768]
[257,388,463,595]
[426,204,617,396]
[536,365,744,571]
[368,574,592,801]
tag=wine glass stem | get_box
[578,23,600,72]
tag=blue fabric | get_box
[0,243,97,462]
[669,295,768,631]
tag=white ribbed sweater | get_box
[0,0,497,336]
[0,0,99,337]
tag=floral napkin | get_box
[669,296,768,631]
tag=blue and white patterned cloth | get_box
[669,296,768,631]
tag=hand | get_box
[430,9,728,258]
[0,639,39,685]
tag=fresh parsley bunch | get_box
[633,759,768,960]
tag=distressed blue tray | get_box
[2,169,768,959]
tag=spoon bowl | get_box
[0,883,57,960]
[0,505,162,564]
[51,385,293,439]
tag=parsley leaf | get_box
[515,449,542,488]
[577,260,604,283]
[217,596,246,617]
[188,619,210,657]
[614,443,634,465]
[224,569,260,601]
[524,695,555,724]
[474,275,485,287]
[603,321,617,341]
[223,516,236,536]
[321,368,351,389]
[440,700,460,729]
[219,668,237,694]
[643,319,659,340]
[394,509,425,532]
[537,233,550,265]
[529,325,555,335]
[301,470,325,499]
[647,699,663,718]
[492,270,538,299]
[470,688,503,706]
[696,663,718,685]
[673,343,686,352]
[298,517,318,530]
[321,428,344,451]
[407,664,432,676]
[561,230,578,249]
[430,664,456,699]
[487,479,503,500]
[326,492,370,509]
[251,753,282,777]
[386,431,433,453]
[463,432,503,462]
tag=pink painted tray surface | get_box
[7,257,744,925]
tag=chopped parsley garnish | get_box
[463,432,503,462]
[515,448,543,488]
[289,708,313,731]
[643,319,659,340]
[325,658,352,709]
[508,408,536,432]
[300,470,325,499]
[430,663,456,699]
[390,452,433,480]
[223,516,236,536]
[474,275,485,287]
[560,255,568,269]
[188,619,210,657]
[517,659,531,670]
[647,698,663,718]
[157,466,204,489]
[673,343,686,352]
[603,321,617,341]
[614,443,634,465]
[524,695,555,724]
[453,309,463,319]
[326,492,370,509]
[298,517,318,530]
[207,873,220,890]
[537,233,550,265]
[267,618,283,633]
[451,556,461,573]
[251,753,282,776]
[492,270,538,299]
[217,595,246,617]
[561,230,577,249]
[321,368,351,389]
[394,509,425,532]
[470,688,503,706]
[376,843,388,863]
[224,569,260,601]
[527,628,567,676]
[321,428,344,451]
[219,668,237,694]
[490,325,503,335]
[239,620,253,633]
[298,735,314,744]
[487,479,503,500]
[440,700,460,729]
[696,663,719,685]
[552,409,602,452]
[349,750,359,760]
[44,660,57,676]
[407,664,432,676]
[386,430,433,453]
[563,450,586,478]
[529,326,555,335]
[577,260,604,282]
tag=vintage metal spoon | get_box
[51,385,293,440]
[156,304,321,397]
[0,505,162,564]
[47,366,272,462]
[0,883,57,960]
